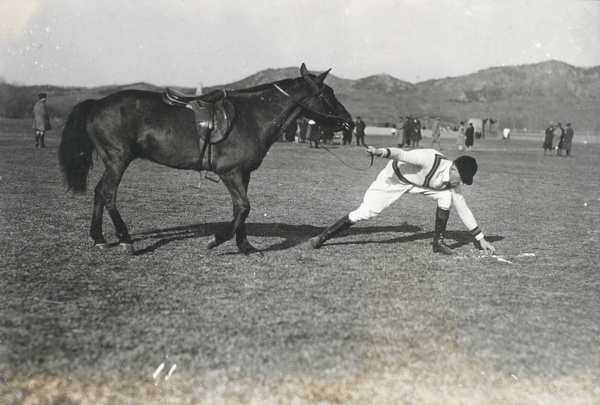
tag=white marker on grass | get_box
[153,363,165,379]
[166,364,177,380]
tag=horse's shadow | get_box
[130,222,504,255]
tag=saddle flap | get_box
[188,97,235,144]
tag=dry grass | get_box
[1,119,599,404]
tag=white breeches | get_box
[348,161,452,223]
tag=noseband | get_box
[273,83,349,126]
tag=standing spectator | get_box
[354,116,366,146]
[465,122,475,151]
[411,119,422,148]
[342,120,354,145]
[543,123,554,155]
[562,123,574,157]
[403,118,414,148]
[553,123,565,156]
[396,116,405,147]
[456,122,466,151]
[430,118,442,150]
[32,93,51,148]
[297,118,308,143]
[307,120,319,148]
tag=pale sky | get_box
[1,0,599,88]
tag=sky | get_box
[1,0,599,88]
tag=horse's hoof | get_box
[93,243,110,251]
[118,243,134,254]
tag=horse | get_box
[58,64,352,255]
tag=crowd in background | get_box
[543,122,575,157]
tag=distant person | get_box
[403,118,416,148]
[553,122,565,156]
[297,118,308,143]
[354,116,366,146]
[396,116,405,147]
[342,120,354,145]
[456,122,466,151]
[307,120,319,148]
[502,127,511,140]
[32,93,51,148]
[562,123,574,157]
[543,123,554,155]
[411,119,422,148]
[309,146,496,255]
[430,118,441,149]
[465,122,475,151]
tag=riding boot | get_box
[432,207,456,255]
[35,132,39,147]
[40,133,46,148]
[310,214,354,249]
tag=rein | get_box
[316,140,374,171]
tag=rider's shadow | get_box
[131,222,503,254]
[329,228,503,251]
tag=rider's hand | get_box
[479,238,496,255]
[366,146,379,156]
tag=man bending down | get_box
[310,146,496,255]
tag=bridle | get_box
[273,77,373,171]
[273,82,351,129]
[274,76,373,171]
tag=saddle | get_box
[162,87,235,144]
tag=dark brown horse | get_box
[59,64,351,254]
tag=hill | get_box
[207,61,600,132]
[2,60,599,132]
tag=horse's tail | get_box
[58,99,97,193]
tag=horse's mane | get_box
[231,76,308,94]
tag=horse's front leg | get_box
[207,170,257,255]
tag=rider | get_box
[310,146,496,255]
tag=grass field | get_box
[1,118,599,404]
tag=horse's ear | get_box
[300,63,309,77]
[314,68,331,85]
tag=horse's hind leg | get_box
[90,178,109,249]
[207,169,257,255]
[94,162,134,253]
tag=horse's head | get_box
[296,63,352,132]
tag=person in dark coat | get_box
[297,118,308,143]
[354,116,366,146]
[543,123,554,155]
[562,123,574,157]
[342,120,354,145]
[465,122,475,151]
[307,120,319,148]
[32,93,51,148]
